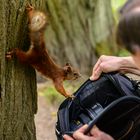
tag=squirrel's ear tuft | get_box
[65,62,71,66]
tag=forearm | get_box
[121,56,139,69]
[120,67,140,76]
[120,56,140,75]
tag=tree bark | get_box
[45,0,114,74]
[0,0,45,139]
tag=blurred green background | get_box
[39,0,130,105]
[36,1,132,139]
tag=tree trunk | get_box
[0,0,45,139]
[45,0,114,74]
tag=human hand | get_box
[63,125,114,140]
[90,55,139,80]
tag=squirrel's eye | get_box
[74,73,78,76]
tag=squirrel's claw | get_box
[6,49,17,60]
[26,3,34,12]
[6,51,14,59]
[67,94,75,100]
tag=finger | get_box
[63,134,74,140]
[90,126,101,137]
[92,55,110,72]
[93,58,102,72]
[73,125,89,140]
[77,124,88,133]
[73,131,89,140]
[90,127,114,140]
[90,65,103,80]
[90,59,102,80]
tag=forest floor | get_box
[35,94,57,140]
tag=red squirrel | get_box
[6,4,80,98]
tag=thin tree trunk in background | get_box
[0,0,45,139]
[45,0,114,74]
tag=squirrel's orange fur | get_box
[6,4,80,98]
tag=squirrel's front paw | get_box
[6,52,13,59]
[6,49,17,59]
[67,94,75,100]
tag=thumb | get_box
[63,134,74,140]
